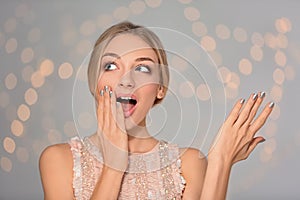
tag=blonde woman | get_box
[39,21,274,199]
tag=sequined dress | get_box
[69,137,186,200]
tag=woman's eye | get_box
[104,63,118,71]
[135,65,151,73]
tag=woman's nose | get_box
[118,71,135,88]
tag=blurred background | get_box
[0,0,299,199]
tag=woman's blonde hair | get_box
[87,21,169,105]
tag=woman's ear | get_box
[156,85,165,99]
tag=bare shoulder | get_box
[179,147,207,199]
[39,143,74,199]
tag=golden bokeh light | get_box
[284,65,295,81]
[11,119,24,137]
[251,32,264,47]
[31,70,45,88]
[21,47,34,63]
[4,17,17,33]
[200,35,216,52]
[5,37,17,54]
[22,65,34,82]
[265,120,277,137]
[239,58,252,75]
[64,121,77,137]
[179,81,195,98]
[184,7,200,21]
[233,27,247,43]
[275,17,292,33]
[80,20,96,36]
[215,24,231,40]
[17,104,31,122]
[250,45,263,61]
[3,137,16,154]
[145,0,161,8]
[192,21,207,37]
[260,148,272,163]
[0,92,10,108]
[97,14,113,28]
[76,39,92,55]
[217,66,231,83]
[196,84,211,101]
[28,27,41,43]
[78,112,95,129]
[264,138,277,154]
[209,51,223,66]
[24,88,38,106]
[129,0,146,15]
[273,68,285,85]
[276,33,288,49]
[1,157,12,172]
[264,32,276,49]
[47,129,62,144]
[113,6,130,20]
[40,59,54,77]
[171,55,188,72]
[5,73,17,90]
[270,84,283,103]
[58,62,73,79]
[274,50,286,67]
[16,147,29,163]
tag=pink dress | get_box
[69,137,186,200]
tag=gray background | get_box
[0,0,299,199]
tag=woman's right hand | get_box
[96,85,128,172]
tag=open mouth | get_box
[116,95,137,118]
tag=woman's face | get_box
[97,33,164,130]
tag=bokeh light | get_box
[17,104,31,122]
[200,35,216,52]
[284,65,295,80]
[192,21,207,37]
[274,50,287,67]
[24,88,38,106]
[250,45,263,61]
[21,47,34,63]
[270,84,283,103]
[39,59,54,77]
[273,68,285,85]
[11,119,24,137]
[196,84,211,101]
[31,70,45,88]
[145,0,161,8]
[58,62,73,79]
[129,0,146,15]
[1,157,12,172]
[239,58,252,75]
[217,66,231,83]
[233,27,247,43]
[184,7,200,21]
[5,38,18,54]
[275,17,292,33]
[251,32,264,47]
[3,137,16,154]
[22,65,34,82]
[5,73,17,90]
[113,6,130,21]
[215,24,231,40]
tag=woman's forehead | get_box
[103,34,158,61]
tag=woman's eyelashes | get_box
[103,62,118,71]
[135,64,151,73]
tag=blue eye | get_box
[104,62,118,71]
[135,65,151,73]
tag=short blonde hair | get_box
[87,21,169,104]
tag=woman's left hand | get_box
[208,92,274,165]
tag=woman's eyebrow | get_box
[102,52,120,59]
[135,57,155,63]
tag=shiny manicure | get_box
[260,91,266,98]
[252,93,258,100]
[100,90,104,96]
[104,85,109,92]
[269,102,275,108]
[109,90,113,97]
[240,98,245,104]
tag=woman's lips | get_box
[116,94,138,118]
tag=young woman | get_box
[39,21,274,200]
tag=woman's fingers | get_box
[103,86,111,131]
[243,92,265,126]
[226,98,245,125]
[249,101,274,136]
[97,85,104,130]
[234,93,258,127]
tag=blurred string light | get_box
[0,1,296,174]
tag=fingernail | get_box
[100,90,104,96]
[104,85,109,92]
[269,102,275,108]
[260,138,266,143]
[240,98,245,104]
[252,93,258,100]
[260,91,266,98]
[109,90,113,97]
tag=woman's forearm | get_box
[90,166,124,200]
[199,158,232,200]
